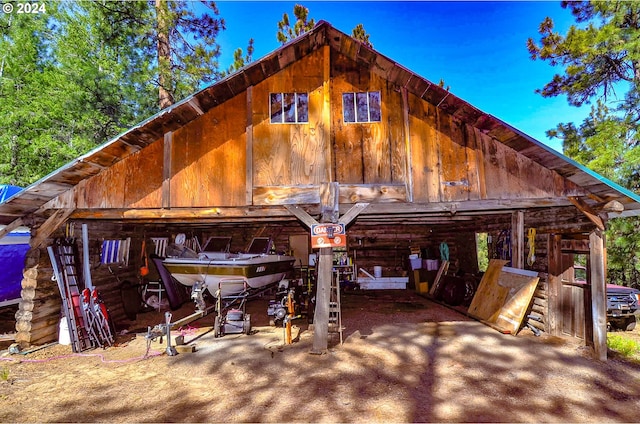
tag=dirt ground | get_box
[2,290,640,423]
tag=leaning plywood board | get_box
[467,259,508,320]
[468,260,539,335]
[490,267,540,334]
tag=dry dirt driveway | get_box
[1,290,639,423]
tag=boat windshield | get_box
[202,237,231,253]
[246,237,271,254]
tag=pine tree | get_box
[277,4,315,44]
[528,1,640,287]
[351,23,373,48]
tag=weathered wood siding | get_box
[252,48,329,188]
[171,93,247,207]
[408,91,579,203]
[79,137,164,208]
[331,50,407,186]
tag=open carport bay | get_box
[1,290,640,423]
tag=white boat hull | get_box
[163,254,295,297]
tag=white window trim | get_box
[270,92,309,124]
[342,91,381,124]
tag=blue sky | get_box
[214,1,588,152]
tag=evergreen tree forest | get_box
[528,0,640,287]
[0,0,224,187]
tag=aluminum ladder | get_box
[328,270,344,345]
[48,239,92,352]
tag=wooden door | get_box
[559,253,592,343]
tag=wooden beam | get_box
[283,204,318,229]
[511,210,525,269]
[589,230,607,361]
[568,196,605,231]
[30,208,74,248]
[0,217,25,240]
[320,182,339,223]
[339,203,369,227]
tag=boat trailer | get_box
[145,277,278,354]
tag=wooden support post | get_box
[547,234,562,336]
[589,230,607,361]
[311,247,332,354]
[320,182,339,223]
[511,210,524,269]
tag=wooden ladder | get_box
[328,270,344,345]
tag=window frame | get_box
[342,91,382,123]
[269,92,309,124]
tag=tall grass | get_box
[607,333,640,362]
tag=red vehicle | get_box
[574,265,639,331]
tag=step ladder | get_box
[48,238,92,352]
[329,270,344,345]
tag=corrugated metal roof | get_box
[1,20,639,226]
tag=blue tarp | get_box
[1,185,28,304]
[0,242,29,303]
[0,185,22,203]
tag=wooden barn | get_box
[1,21,639,360]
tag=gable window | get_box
[270,92,308,123]
[342,91,381,123]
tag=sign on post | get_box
[311,223,346,248]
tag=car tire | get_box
[623,317,636,332]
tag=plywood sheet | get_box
[468,259,539,335]
[468,259,508,320]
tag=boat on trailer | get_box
[163,237,296,297]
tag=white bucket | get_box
[374,266,382,278]
[58,318,71,346]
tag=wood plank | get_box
[322,44,333,183]
[30,208,74,248]
[511,210,525,269]
[468,259,508,320]
[568,196,605,231]
[0,217,24,240]
[284,204,318,229]
[338,203,369,226]
[162,132,172,209]
[488,268,540,334]
[246,85,254,205]
[401,87,414,202]
[590,230,607,361]
[320,182,339,223]
[428,260,449,298]
[438,113,469,201]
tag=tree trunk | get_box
[156,0,173,110]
